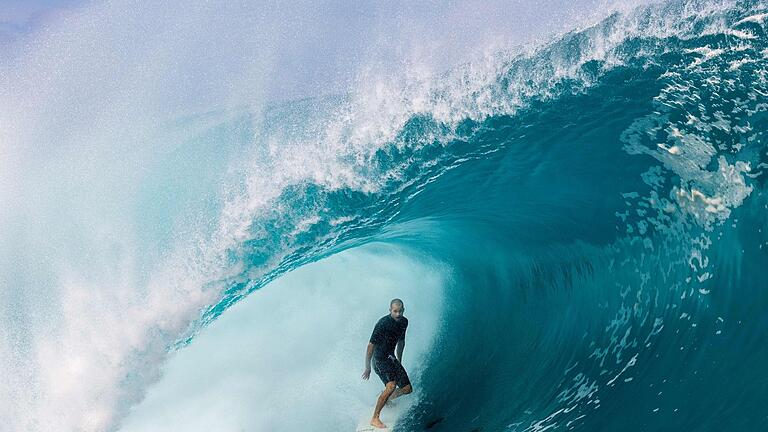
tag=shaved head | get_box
[389,298,404,321]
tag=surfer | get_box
[361,298,413,429]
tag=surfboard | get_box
[355,425,388,432]
[356,420,390,432]
[355,400,401,431]
[356,413,391,432]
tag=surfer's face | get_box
[390,304,404,320]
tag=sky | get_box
[0,0,619,102]
[0,0,81,40]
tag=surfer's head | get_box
[390,298,404,320]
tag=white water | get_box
[119,243,447,431]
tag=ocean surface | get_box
[2,0,767,431]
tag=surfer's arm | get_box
[362,342,374,379]
[365,342,374,369]
[367,321,384,371]
[396,339,404,362]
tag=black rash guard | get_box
[369,314,408,361]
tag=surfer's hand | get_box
[362,367,371,380]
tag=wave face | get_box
[3,0,768,431]
[366,4,768,429]
[384,5,768,431]
[388,5,768,431]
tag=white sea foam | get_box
[733,12,768,26]
[119,244,447,431]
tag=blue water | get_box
[3,0,768,431]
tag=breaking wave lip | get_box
[187,0,756,335]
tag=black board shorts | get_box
[373,354,411,388]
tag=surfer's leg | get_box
[379,390,397,406]
[389,361,412,400]
[371,381,396,428]
[390,384,412,400]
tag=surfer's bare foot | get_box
[370,418,387,429]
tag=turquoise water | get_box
[191,3,768,429]
[2,0,768,431]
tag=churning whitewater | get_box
[1,0,767,431]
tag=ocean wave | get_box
[2,0,767,431]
